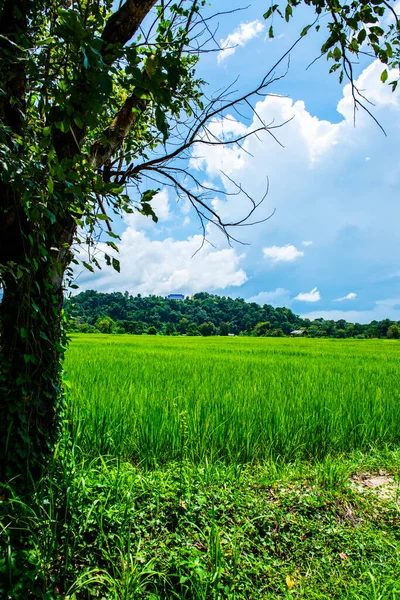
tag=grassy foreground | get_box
[1,335,400,599]
[2,448,400,599]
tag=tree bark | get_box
[0,175,76,485]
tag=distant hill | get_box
[65,290,400,339]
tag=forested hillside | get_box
[65,291,400,339]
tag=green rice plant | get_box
[65,335,400,466]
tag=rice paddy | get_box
[3,335,400,599]
[65,335,400,466]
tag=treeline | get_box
[65,290,400,339]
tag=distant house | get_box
[228,333,235,337]
[290,329,308,336]
[167,293,185,301]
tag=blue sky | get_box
[79,1,400,323]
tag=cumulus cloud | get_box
[263,244,304,263]
[247,288,291,307]
[80,226,247,297]
[336,292,357,301]
[187,59,400,314]
[218,20,264,63]
[294,287,321,302]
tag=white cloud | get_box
[218,20,264,63]
[302,240,313,246]
[248,288,291,307]
[294,287,321,302]
[80,226,247,296]
[263,244,304,263]
[337,61,400,120]
[336,292,357,301]
[302,298,400,324]
[189,115,248,177]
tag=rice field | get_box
[65,335,400,466]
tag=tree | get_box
[387,324,400,339]
[377,318,392,338]
[177,318,190,335]
[165,322,175,336]
[271,328,284,337]
[219,322,229,336]
[95,316,115,334]
[187,322,200,336]
[0,0,291,484]
[198,321,217,336]
[253,321,272,337]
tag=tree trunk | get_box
[0,273,65,486]
[0,189,74,487]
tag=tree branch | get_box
[101,0,158,60]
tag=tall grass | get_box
[65,335,400,466]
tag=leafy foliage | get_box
[265,0,400,94]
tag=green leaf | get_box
[333,47,342,61]
[285,4,292,22]
[141,189,159,204]
[74,115,84,128]
[20,327,28,339]
[300,24,311,38]
[263,4,279,19]
[381,69,388,83]
[106,241,119,252]
[83,261,94,273]
[155,107,169,143]
[112,257,120,272]
[106,231,120,239]
[358,29,367,44]
[24,354,37,364]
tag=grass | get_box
[2,335,400,599]
[1,446,400,599]
[65,335,400,466]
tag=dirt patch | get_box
[350,471,398,501]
